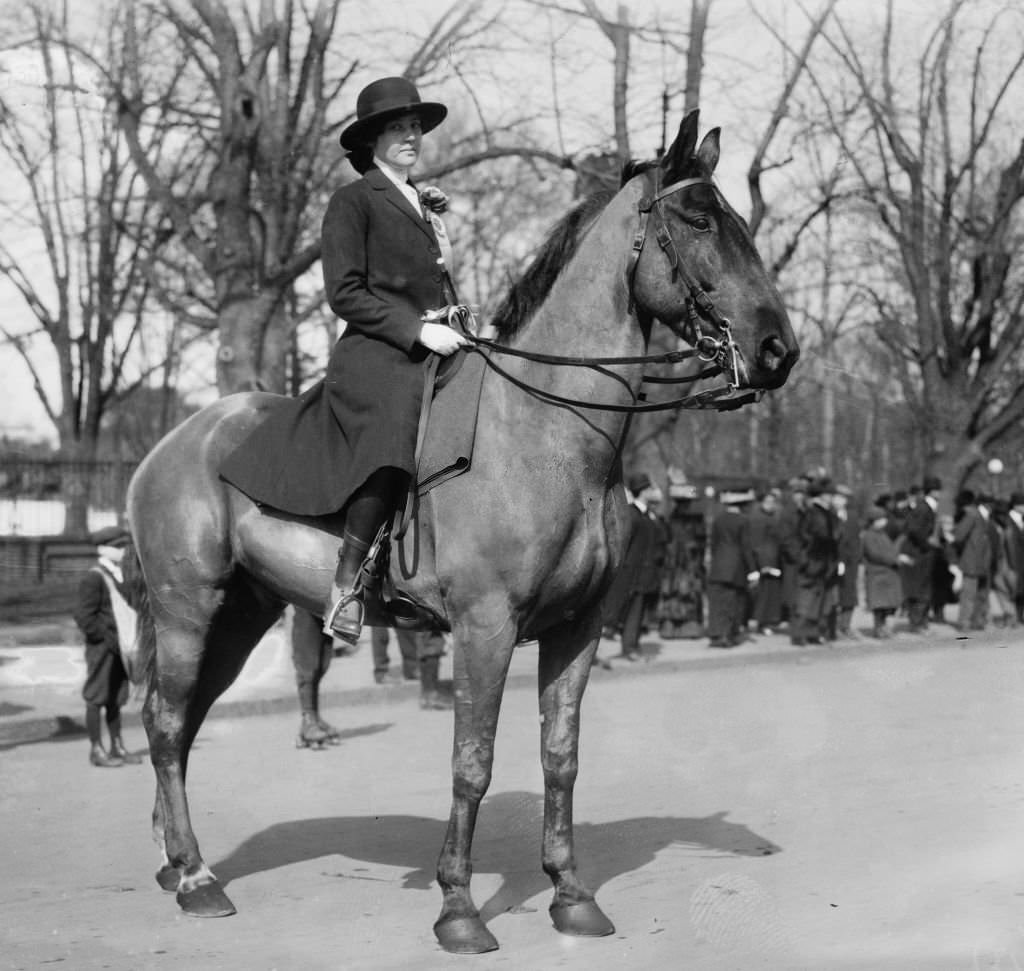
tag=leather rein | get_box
[453,173,761,413]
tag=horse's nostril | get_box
[757,335,788,372]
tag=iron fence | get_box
[0,458,137,538]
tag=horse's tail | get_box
[121,538,157,687]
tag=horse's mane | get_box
[490,160,660,341]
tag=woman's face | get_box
[373,112,423,171]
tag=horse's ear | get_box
[661,109,700,180]
[696,127,721,176]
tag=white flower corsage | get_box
[419,186,449,214]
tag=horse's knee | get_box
[541,751,579,792]
[453,735,496,794]
[453,769,491,806]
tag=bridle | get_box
[455,171,762,413]
[627,174,751,392]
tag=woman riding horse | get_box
[220,76,468,644]
[127,106,799,954]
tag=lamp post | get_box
[987,457,1004,499]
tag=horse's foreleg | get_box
[433,615,516,955]
[537,614,615,938]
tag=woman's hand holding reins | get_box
[419,310,470,356]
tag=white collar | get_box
[374,156,411,184]
[97,555,124,585]
[374,158,420,199]
[925,495,938,511]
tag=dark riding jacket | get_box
[221,167,449,516]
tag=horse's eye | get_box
[692,216,712,232]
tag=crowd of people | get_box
[603,469,1024,653]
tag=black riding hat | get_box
[339,77,447,151]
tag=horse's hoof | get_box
[433,915,499,954]
[550,900,615,937]
[155,864,179,893]
[176,880,236,918]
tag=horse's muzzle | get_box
[751,334,800,389]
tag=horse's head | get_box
[626,111,799,394]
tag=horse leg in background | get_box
[537,613,615,937]
[145,579,282,917]
[433,610,517,954]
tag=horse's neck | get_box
[501,182,647,458]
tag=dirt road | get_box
[3,635,1023,969]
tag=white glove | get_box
[761,567,782,578]
[746,571,760,585]
[949,564,963,594]
[419,320,468,355]
[837,562,846,577]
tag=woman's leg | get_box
[323,468,408,642]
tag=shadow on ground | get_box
[0,713,88,751]
[211,790,780,924]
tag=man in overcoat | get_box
[74,526,142,767]
[705,488,758,647]
[951,489,992,631]
[901,476,941,632]
[790,477,839,646]
[604,472,668,660]
[748,489,784,633]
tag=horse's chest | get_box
[529,490,621,609]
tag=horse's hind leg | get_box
[433,612,516,954]
[145,581,281,917]
[537,613,615,937]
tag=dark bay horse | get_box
[126,111,798,954]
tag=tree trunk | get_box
[216,290,289,393]
[683,0,711,115]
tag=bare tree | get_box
[0,2,176,531]
[821,0,1024,489]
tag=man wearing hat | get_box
[603,473,668,661]
[220,76,468,645]
[74,526,141,767]
[705,487,758,647]
[790,476,839,645]
[901,475,942,632]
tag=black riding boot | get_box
[322,530,372,643]
[322,470,406,643]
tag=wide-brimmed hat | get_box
[339,77,447,151]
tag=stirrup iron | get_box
[322,587,364,641]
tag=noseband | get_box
[626,175,750,390]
